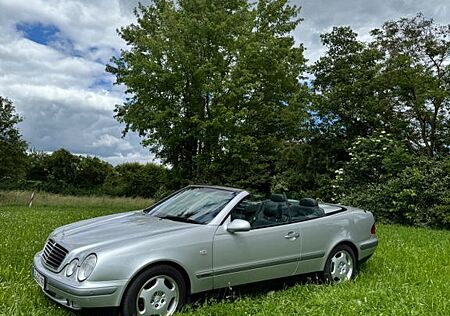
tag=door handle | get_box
[284,231,300,240]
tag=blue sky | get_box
[0,0,449,165]
[16,22,59,46]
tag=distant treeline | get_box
[0,149,168,199]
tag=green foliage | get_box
[312,14,450,159]
[76,156,113,189]
[312,27,386,142]
[334,134,450,229]
[306,26,391,199]
[107,0,307,192]
[13,149,167,199]
[26,151,49,182]
[44,149,80,187]
[334,131,412,189]
[308,15,450,228]
[103,162,167,198]
[273,141,339,200]
[23,149,86,194]
[371,13,450,156]
[0,96,28,181]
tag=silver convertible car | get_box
[33,185,378,316]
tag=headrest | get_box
[235,200,252,211]
[270,193,286,203]
[298,198,319,207]
[244,202,260,214]
[290,204,305,217]
[263,202,282,218]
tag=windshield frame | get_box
[145,186,241,225]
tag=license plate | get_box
[33,267,46,289]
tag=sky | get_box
[0,0,449,165]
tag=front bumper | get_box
[33,252,127,310]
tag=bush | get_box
[333,131,412,189]
[103,163,167,198]
[334,132,450,229]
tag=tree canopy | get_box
[312,14,450,158]
[107,0,307,192]
[0,97,27,180]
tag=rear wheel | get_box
[323,244,356,283]
[121,265,187,316]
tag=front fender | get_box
[89,225,217,295]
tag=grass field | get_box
[0,192,449,315]
[0,191,152,209]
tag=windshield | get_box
[146,187,237,224]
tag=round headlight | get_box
[65,259,79,277]
[77,254,97,282]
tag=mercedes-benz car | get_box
[33,185,378,316]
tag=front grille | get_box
[42,239,69,270]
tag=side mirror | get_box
[226,219,251,233]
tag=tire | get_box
[121,265,187,316]
[323,244,356,284]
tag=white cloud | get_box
[100,152,157,166]
[92,134,133,151]
[3,83,120,112]
[294,0,450,62]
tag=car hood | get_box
[51,211,196,250]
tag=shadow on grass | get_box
[186,272,323,312]
[186,262,373,312]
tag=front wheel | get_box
[121,265,187,316]
[323,244,356,284]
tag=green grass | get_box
[0,190,153,209]
[0,197,449,315]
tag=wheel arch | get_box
[119,260,192,307]
[323,240,359,270]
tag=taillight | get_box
[371,223,376,235]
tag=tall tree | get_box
[0,96,27,181]
[312,27,388,143]
[305,27,388,197]
[216,0,308,191]
[371,13,450,156]
[311,14,450,162]
[107,0,307,192]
